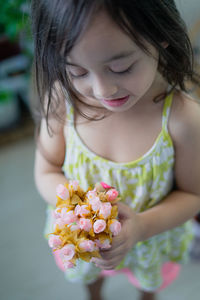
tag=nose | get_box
[92,75,118,99]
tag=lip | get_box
[102,95,130,107]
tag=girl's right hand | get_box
[93,202,142,270]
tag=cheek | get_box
[71,80,91,96]
[127,58,158,93]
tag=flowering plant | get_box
[48,181,121,269]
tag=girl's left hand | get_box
[92,202,141,270]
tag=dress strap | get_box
[162,92,173,132]
[66,102,74,125]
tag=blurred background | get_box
[0,1,200,299]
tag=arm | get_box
[139,94,200,240]
[34,113,67,207]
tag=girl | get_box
[32,1,200,300]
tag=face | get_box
[66,11,160,113]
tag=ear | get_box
[161,41,169,48]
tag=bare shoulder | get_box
[43,81,67,133]
[169,90,200,194]
[36,81,68,167]
[169,90,200,146]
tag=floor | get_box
[0,136,200,300]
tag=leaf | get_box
[56,196,69,208]
[91,251,101,258]
[71,194,81,205]
[78,252,92,262]
[110,205,118,219]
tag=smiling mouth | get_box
[101,96,130,107]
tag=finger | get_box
[100,244,125,260]
[92,255,121,267]
[93,257,121,270]
[100,264,117,270]
[91,257,105,266]
[117,202,131,219]
[111,225,128,248]
[101,256,122,270]
[109,238,123,251]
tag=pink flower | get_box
[75,205,90,217]
[89,197,101,212]
[109,220,121,236]
[60,244,75,261]
[79,240,96,252]
[61,209,78,225]
[79,218,92,232]
[86,190,97,201]
[68,180,79,191]
[69,223,80,231]
[106,189,119,202]
[80,205,90,217]
[100,182,111,189]
[48,235,62,248]
[54,218,67,229]
[95,239,111,250]
[75,205,81,216]
[56,184,69,200]
[60,207,68,218]
[93,219,106,234]
[99,202,112,219]
[63,260,75,269]
[52,208,61,219]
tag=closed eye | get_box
[110,63,135,75]
[69,66,133,79]
[68,71,88,79]
[66,64,88,78]
[67,62,136,79]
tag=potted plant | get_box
[0,0,32,130]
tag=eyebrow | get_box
[66,50,135,67]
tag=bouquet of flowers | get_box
[48,181,121,269]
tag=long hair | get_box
[31,0,200,128]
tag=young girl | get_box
[31,1,200,300]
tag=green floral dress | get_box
[45,92,193,290]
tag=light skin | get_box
[34,10,200,300]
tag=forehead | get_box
[67,10,138,64]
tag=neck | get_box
[138,72,169,106]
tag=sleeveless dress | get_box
[44,92,193,291]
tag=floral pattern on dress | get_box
[44,93,193,290]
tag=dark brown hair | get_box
[31,0,200,128]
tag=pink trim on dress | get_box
[53,250,180,291]
[101,262,180,292]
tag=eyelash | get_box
[69,64,134,79]
[114,65,133,75]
